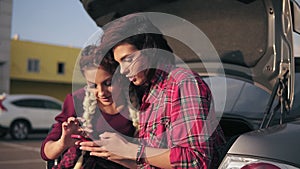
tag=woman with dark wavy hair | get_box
[80,13,226,169]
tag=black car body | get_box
[80,0,300,168]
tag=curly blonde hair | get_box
[128,87,140,130]
[81,87,97,134]
[79,45,140,132]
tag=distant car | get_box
[0,94,62,140]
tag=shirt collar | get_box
[149,64,175,86]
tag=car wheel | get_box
[10,121,30,140]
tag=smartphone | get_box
[71,134,89,142]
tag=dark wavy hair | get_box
[100,13,175,65]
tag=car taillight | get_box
[241,162,280,169]
[0,99,7,111]
[219,155,298,169]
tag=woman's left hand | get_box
[79,132,136,160]
[79,140,111,158]
[79,139,137,169]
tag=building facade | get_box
[0,0,12,94]
[10,39,82,101]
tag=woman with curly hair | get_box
[41,44,139,169]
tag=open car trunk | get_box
[80,0,296,130]
[80,0,300,168]
[80,0,295,103]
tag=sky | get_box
[11,0,300,55]
[11,0,100,48]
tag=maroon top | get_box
[40,88,136,162]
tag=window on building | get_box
[57,62,65,74]
[27,59,40,72]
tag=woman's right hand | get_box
[60,117,82,147]
[44,117,83,160]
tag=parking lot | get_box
[0,134,47,169]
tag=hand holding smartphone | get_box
[71,134,89,142]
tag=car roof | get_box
[3,94,62,104]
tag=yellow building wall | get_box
[10,39,86,101]
[10,39,82,83]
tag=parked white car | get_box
[0,94,62,140]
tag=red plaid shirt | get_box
[138,65,226,169]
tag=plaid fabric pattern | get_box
[83,156,129,169]
[52,146,82,169]
[51,146,129,169]
[138,66,226,169]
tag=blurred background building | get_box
[10,39,81,101]
[0,0,12,94]
[0,0,82,101]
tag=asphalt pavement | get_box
[0,133,47,169]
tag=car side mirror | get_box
[292,0,300,34]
